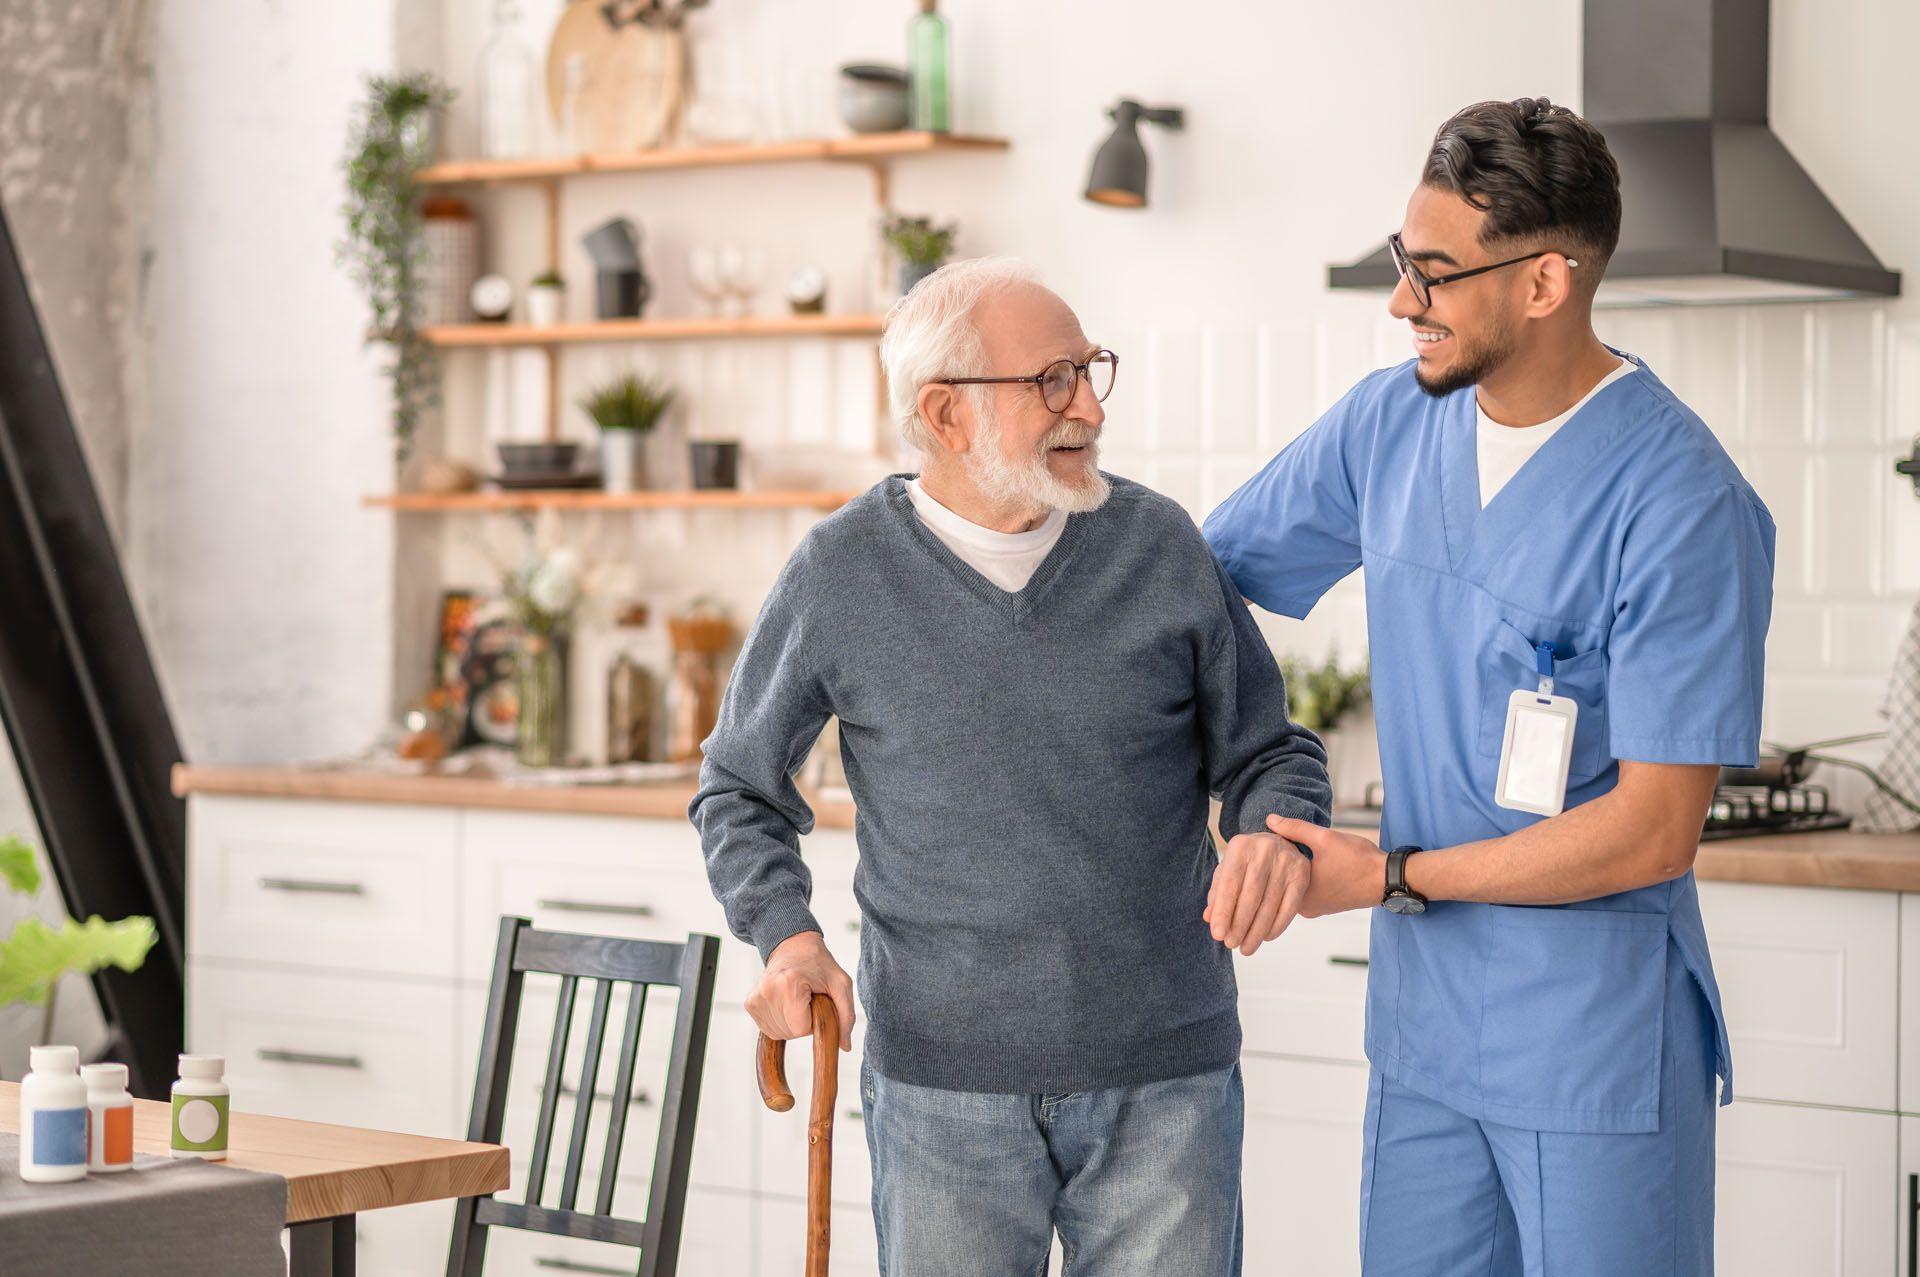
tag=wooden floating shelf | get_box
[420,313,886,348]
[414,132,1009,185]
[363,489,860,513]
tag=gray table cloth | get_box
[0,1131,287,1275]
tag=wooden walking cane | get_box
[757,992,840,1277]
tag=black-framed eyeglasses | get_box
[936,349,1118,414]
[1388,232,1577,309]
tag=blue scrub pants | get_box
[1358,947,1716,1276]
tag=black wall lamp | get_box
[1084,99,1186,209]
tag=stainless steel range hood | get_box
[1327,0,1901,307]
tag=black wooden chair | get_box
[447,915,721,1277]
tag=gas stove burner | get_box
[1701,782,1852,840]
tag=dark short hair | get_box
[1423,97,1622,272]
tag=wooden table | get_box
[0,1080,509,1276]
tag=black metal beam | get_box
[0,196,185,1097]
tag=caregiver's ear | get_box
[1523,252,1582,318]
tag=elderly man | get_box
[690,257,1330,1276]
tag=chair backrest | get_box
[447,915,721,1277]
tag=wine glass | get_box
[688,246,729,318]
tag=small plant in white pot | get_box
[580,372,675,493]
[526,269,565,327]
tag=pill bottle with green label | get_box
[170,1054,229,1160]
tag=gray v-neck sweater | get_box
[690,473,1332,1093]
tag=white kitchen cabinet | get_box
[1698,881,1899,1112]
[185,958,461,1139]
[189,795,461,979]
[1241,1054,1370,1277]
[459,808,750,1002]
[1235,908,1371,1063]
[1900,1117,1920,1277]
[1898,897,1920,1115]
[1715,1099,1897,1277]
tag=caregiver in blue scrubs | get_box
[1203,97,1775,1276]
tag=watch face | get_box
[1383,893,1426,916]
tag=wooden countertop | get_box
[0,1081,508,1223]
[172,763,859,830]
[174,764,1920,892]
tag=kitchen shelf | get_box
[421,313,884,349]
[413,132,1009,186]
[362,488,859,513]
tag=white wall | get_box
[135,0,409,763]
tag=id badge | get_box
[1494,689,1578,817]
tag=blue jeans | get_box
[861,1058,1244,1276]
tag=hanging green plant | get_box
[339,72,454,459]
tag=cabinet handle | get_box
[535,1259,630,1276]
[537,1081,652,1107]
[536,898,655,919]
[257,1048,364,1070]
[259,876,366,896]
[1328,955,1370,968]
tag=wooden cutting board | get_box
[545,0,687,152]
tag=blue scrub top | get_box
[1203,351,1775,1135]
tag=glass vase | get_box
[515,632,567,768]
[478,0,535,159]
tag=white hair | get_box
[879,256,1041,453]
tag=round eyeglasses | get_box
[936,349,1118,414]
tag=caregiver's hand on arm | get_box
[1272,760,1719,911]
[748,930,856,1051]
[1204,831,1312,956]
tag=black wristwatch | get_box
[1383,845,1427,915]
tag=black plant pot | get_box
[595,269,652,320]
[689,440,740,490]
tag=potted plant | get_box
[882,213,957,296]
[0,836,157,1078]
[1279,648,1373,803]
[339,72,454,459]
[526,269,565,327]
[580,372,675,493]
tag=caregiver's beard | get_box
[1414,305,1519,398]
[963,398,1112,516]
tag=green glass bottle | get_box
[908,0,950,134]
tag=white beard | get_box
[962,400,1111,515]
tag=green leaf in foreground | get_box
[0,836,40,896]
[0,915,158,1007]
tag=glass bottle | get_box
[478,0,535,159]
[908,0,950,133]
[516,632,567,768]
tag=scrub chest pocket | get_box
[1476,620,1612,785]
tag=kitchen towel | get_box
[0,1131,287,1276]
[1860,596,1920,833]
